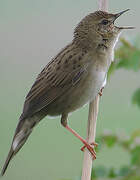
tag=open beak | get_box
[114,9,135,30]
[115,9,130,19]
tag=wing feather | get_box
[22,44,88,118]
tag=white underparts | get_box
[111,32,122,62]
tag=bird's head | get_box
[74,9,134,49]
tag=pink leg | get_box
[65,125,96,159]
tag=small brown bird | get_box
[1,9,133,175]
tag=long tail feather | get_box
[1,117,36,176]
[1,148,14,176]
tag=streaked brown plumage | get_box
[1,9,133,176]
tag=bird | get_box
[1,9,133,176]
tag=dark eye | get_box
[101,19,109,25]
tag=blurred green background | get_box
[0,0,140,180]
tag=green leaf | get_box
[131,146,140,165]
[116,49,140,71]
[108,167,117,178]
[103,135,117,147]
[132,88,140,108]
[114,38,140,72]
[124,176,140,180]
[131,129,140,140]
[107,62,117,78]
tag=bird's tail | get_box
[1,116,38,176]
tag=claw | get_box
[99,87,104,96]
[81,142,98,159]
[81,142,98,152]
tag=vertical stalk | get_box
[81,96,99,180]
[98,0,108,11]
[81,1,108,180]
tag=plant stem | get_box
[98,0,108,11]
[81,1,108,180]
[81,96,99,180]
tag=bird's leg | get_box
[61,113,97,159]
[99,87,104,96]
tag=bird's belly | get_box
[69,69,106,110]
[46,68,106,116]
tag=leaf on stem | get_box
[132,88,140,108]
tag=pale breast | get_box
[78,65,106,104]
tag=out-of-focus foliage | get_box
[62,129,140,180]
[108,38,140,108]
[108,38,140,75]
[132,88,140,108]
[90,129,140,180]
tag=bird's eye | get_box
[101,19,109,25]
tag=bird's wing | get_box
[22,45,88,118]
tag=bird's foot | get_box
[81,142,98,151]
[81,142,98,159]
[63,124,97,159]
[99,87,104,96]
